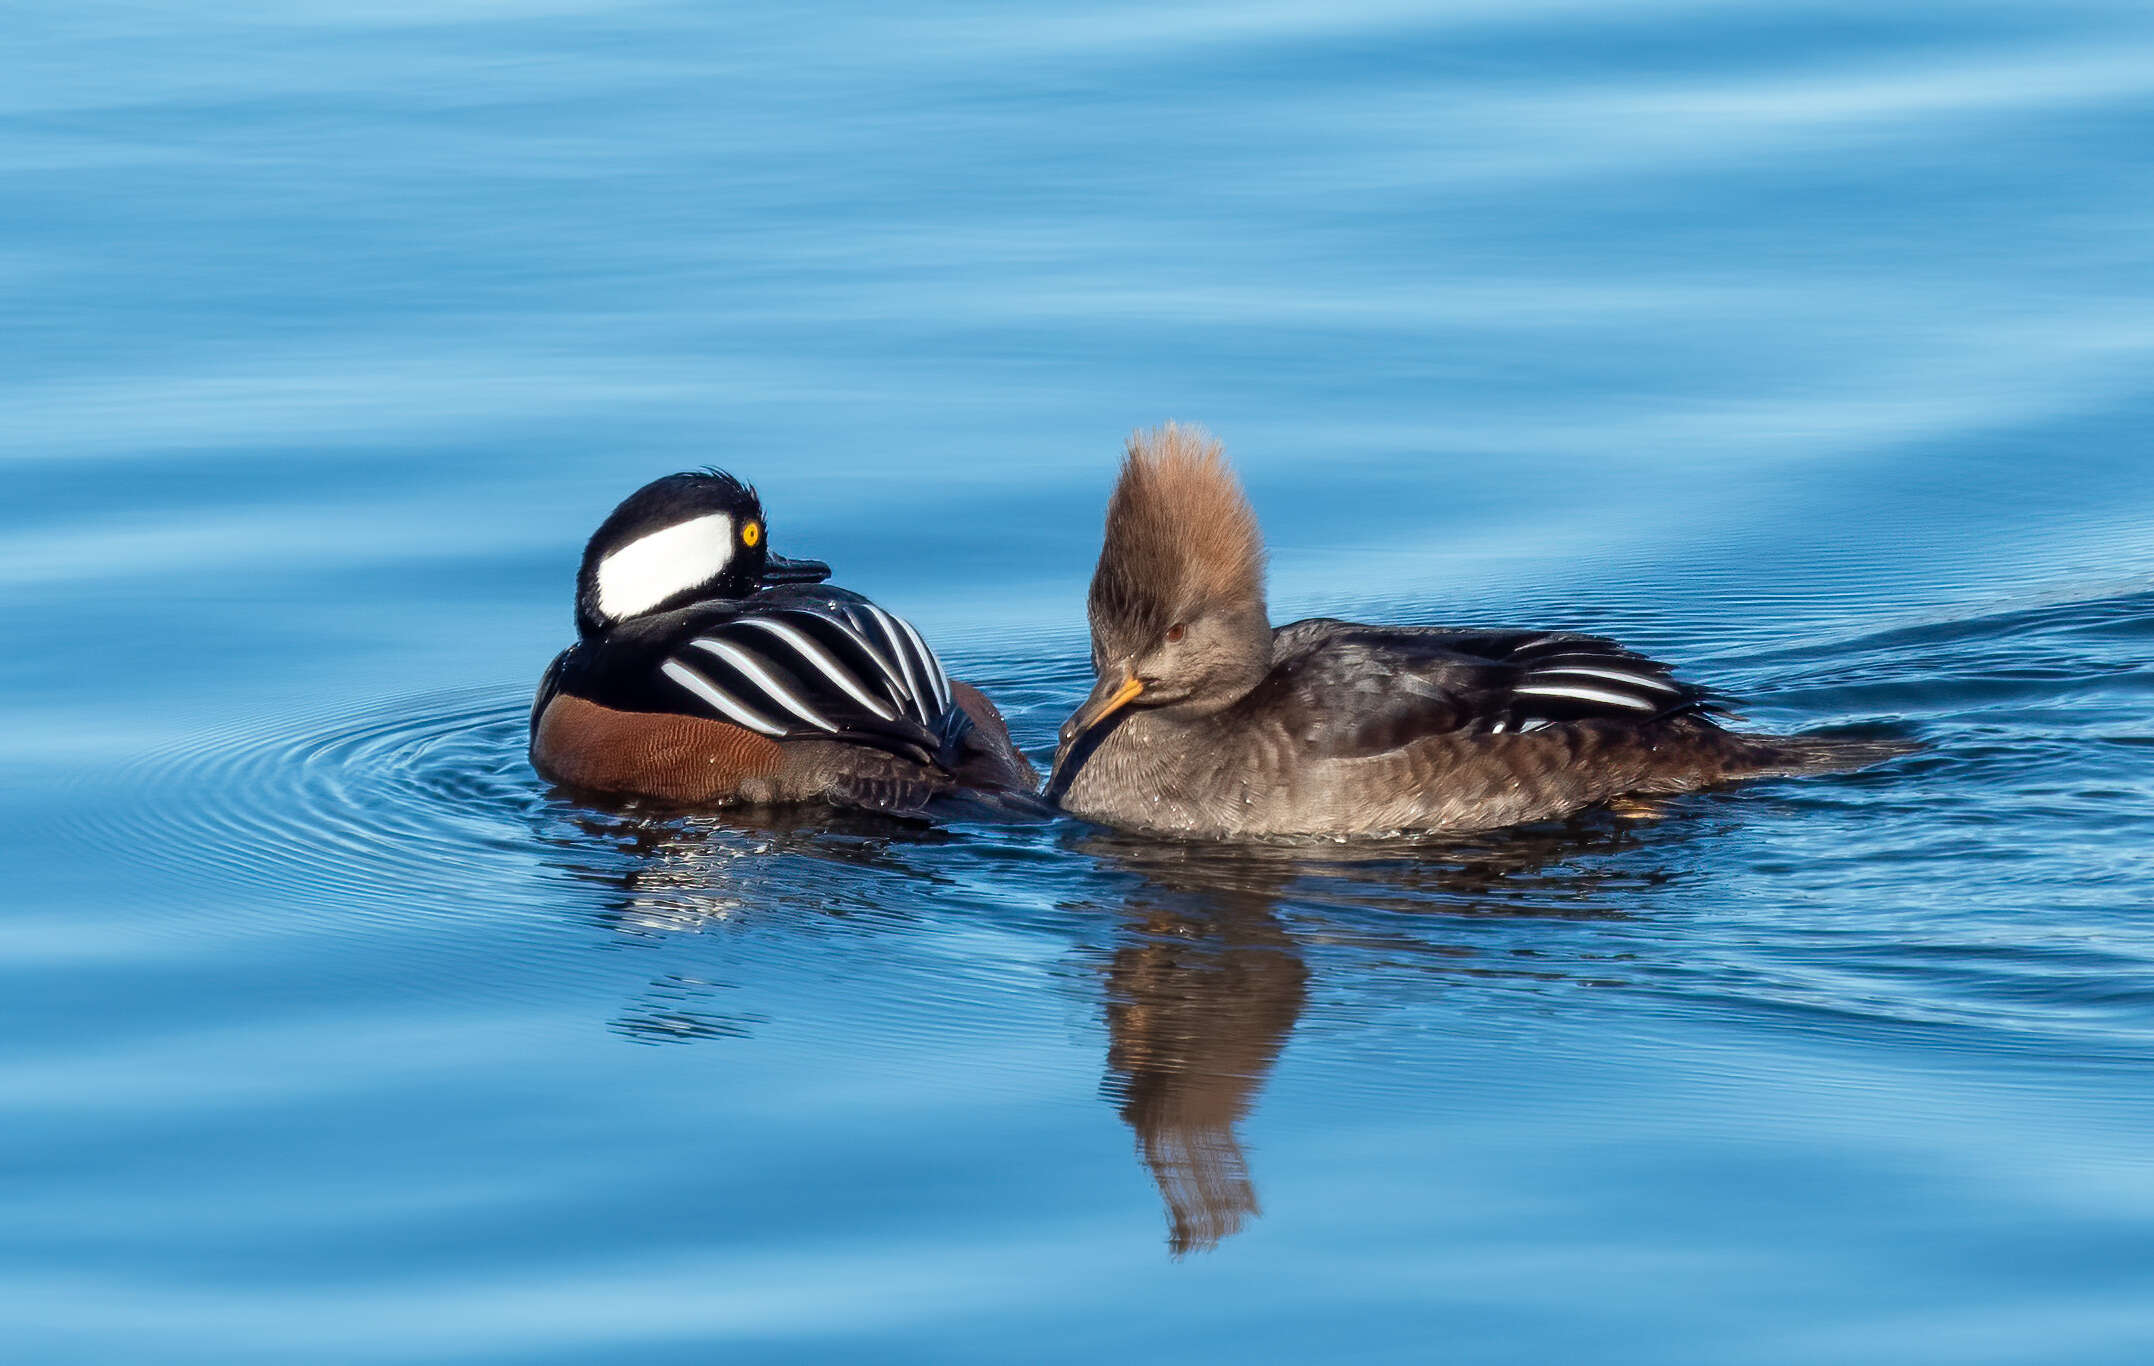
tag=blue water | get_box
[8,2,2154,1361]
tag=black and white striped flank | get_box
[658,599,955,743]
[1490,633,1714,734]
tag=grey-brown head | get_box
[1054,424,1274,775]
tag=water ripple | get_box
[84,688,548,930]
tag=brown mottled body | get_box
[1056,647,1879,838]
[1051,425,1911,839]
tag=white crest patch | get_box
[595,512,734,622]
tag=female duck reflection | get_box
[1085,824,1661,1254]
[532,805,1306,1252]
[1092,846,1307,1256]
[537,805,1652,1254]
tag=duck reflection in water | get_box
[1082,812,1679,1255]
[1090,842,1308,1256]
[534,792,988,937]
[539,787,1683,1250]
[543,798,1311,1251]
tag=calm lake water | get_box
[9,3,2154,1361]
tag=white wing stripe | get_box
[808,607,909,701]
[1508,635,1568,655]
[863,605,929,720]
[1514,682,1660,711]
[1529,665,1683,695]
[660,659,786,735]
[892,613,951,711]
[732,618,898,720]
[688,638,838,733]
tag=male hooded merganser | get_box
[1048,426,1911,839]
[531,471,1037,813]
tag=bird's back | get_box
[535,583,1038,813]
[1059,617,1899,838]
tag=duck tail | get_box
[1719,729,1920,778]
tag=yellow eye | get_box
[742,522,762,547]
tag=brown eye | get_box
[1165,623,1187,643]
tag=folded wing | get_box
[658,598,965,766]
[1258,620,1720,760]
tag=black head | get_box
[573,470,831,637]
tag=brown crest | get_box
[1088,424,1268,652]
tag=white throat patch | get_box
[595,512,735,622]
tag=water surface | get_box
[7,3,2154,1362]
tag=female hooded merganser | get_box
[531,471,1037,814]
[1048,426,1911,839]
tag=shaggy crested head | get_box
[1052,424,1276,780]
[1088,424,1268,659]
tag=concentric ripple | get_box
[84,686,556,931]
[54,580,2154,1060]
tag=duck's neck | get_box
[1058,705,1238,831]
